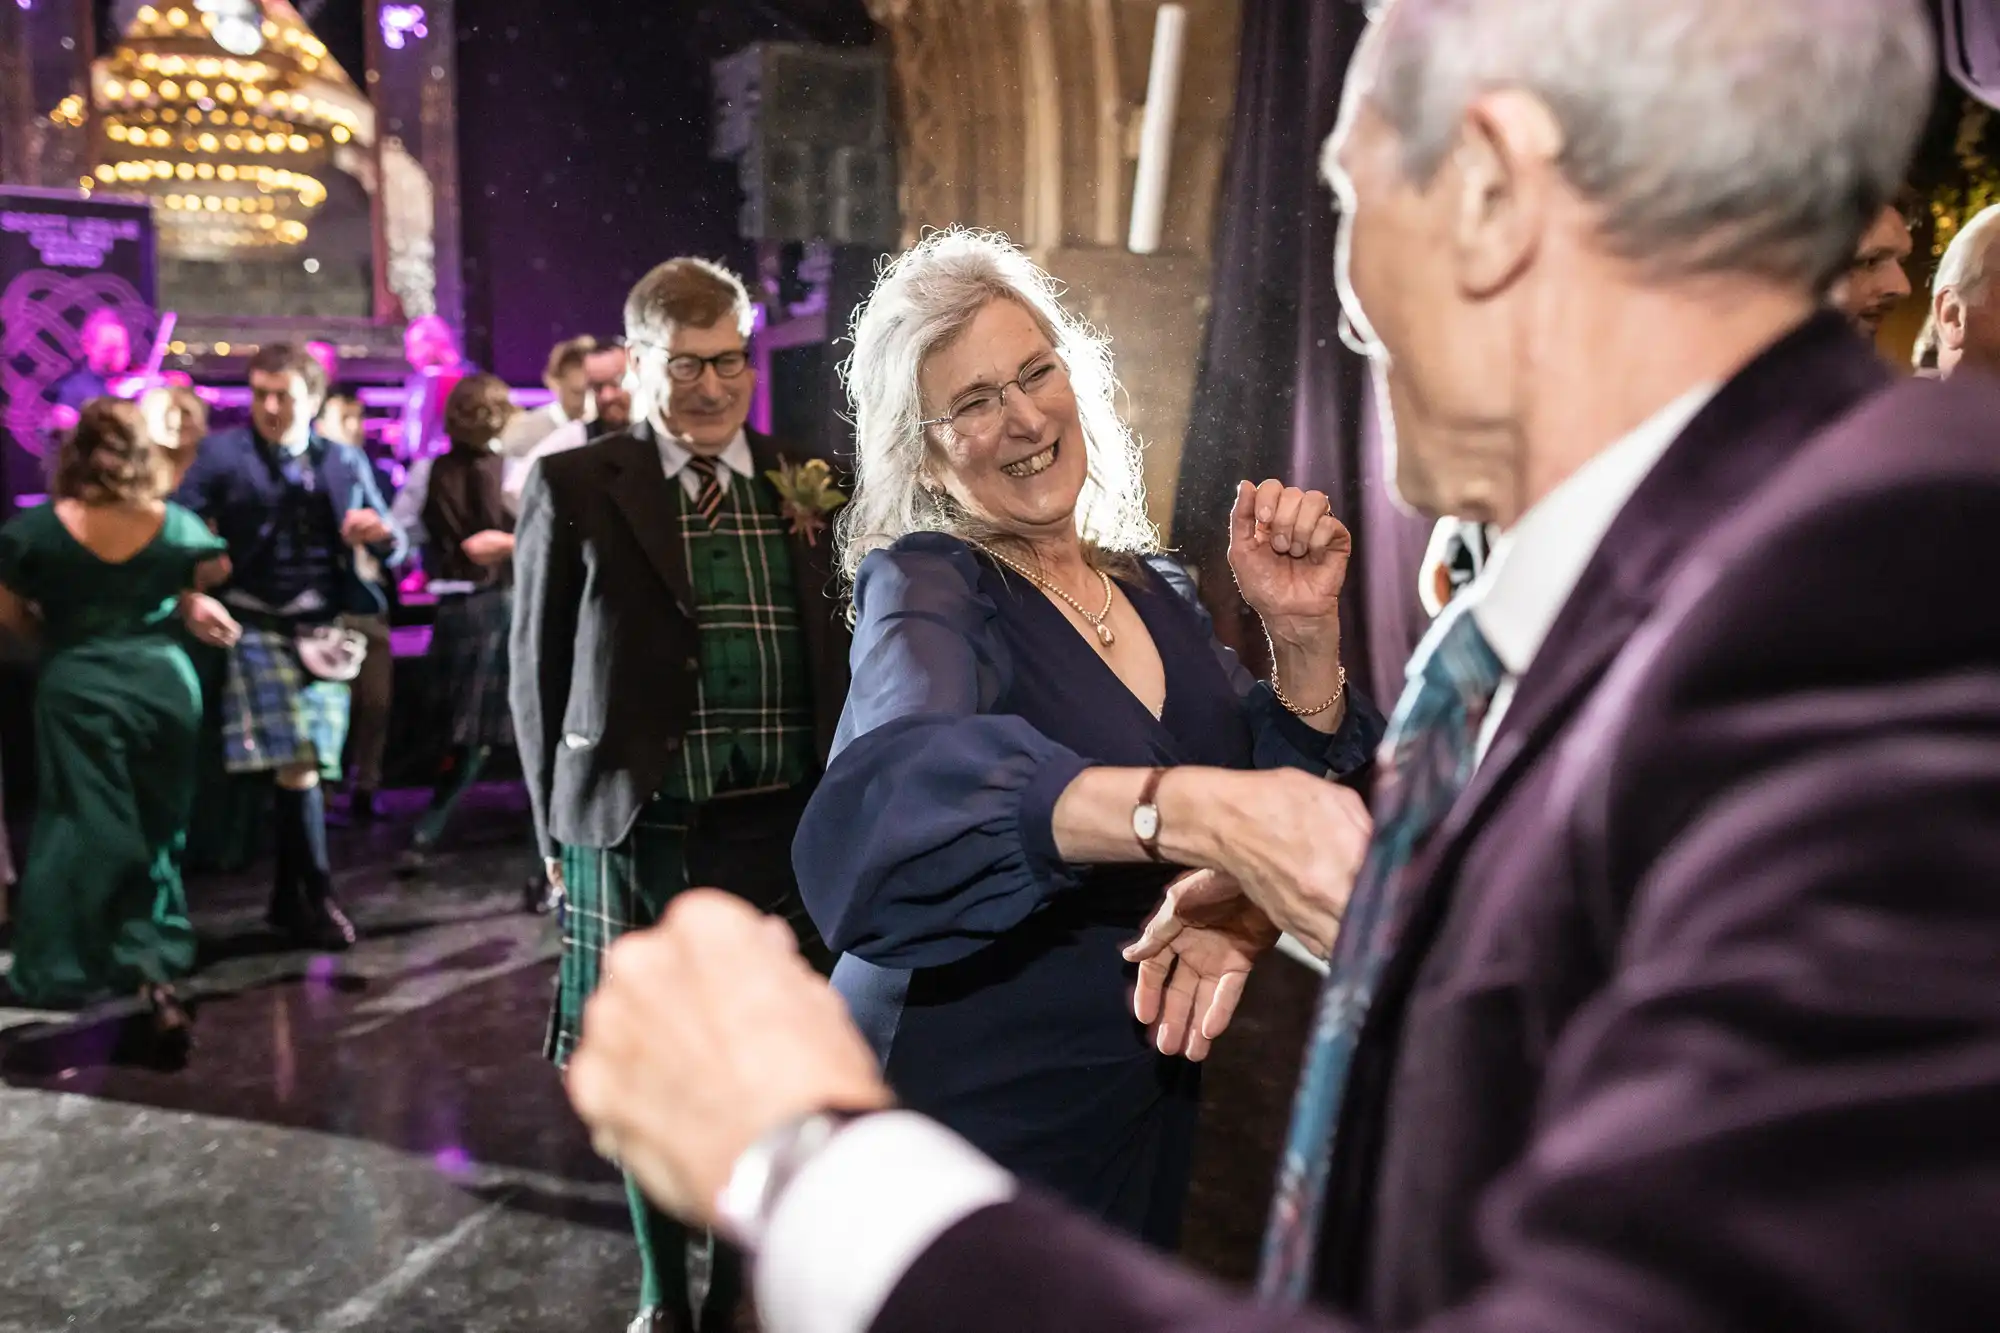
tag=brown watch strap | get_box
[1137,766,1167,863]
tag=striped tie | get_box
[1257,600,1505,1304]
[684,455,724,527]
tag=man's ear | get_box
[1449,89,1563,300]
[1937,288,1970,350]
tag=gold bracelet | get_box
[1270,660,1346,718]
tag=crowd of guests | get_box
[4,2,1999,1332]
[0,324,626,1030]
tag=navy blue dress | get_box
[794,533,1383,1248]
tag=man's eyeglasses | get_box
[920,355,1070,439]
[664,350,750,384]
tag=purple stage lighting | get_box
[380,3,427,49]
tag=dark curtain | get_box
[455,0,876,382]
[1172,0,1429,708]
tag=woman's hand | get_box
[1125,869,1279,1061]
[181,592,242,648]
[1228,479,1352,650]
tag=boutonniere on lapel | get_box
[764,456,848,547]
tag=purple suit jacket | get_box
[870,314,2000,1333]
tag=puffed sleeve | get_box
[794,534,1093,970]
[167,503,227,584]
[1143,555,1385,781]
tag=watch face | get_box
[1133,804,1161,842]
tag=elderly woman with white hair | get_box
[793,229,1385,1247]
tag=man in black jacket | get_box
[509,257,848,1333]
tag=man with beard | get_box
[511,259,849,1332]
[1832,199,1915,338]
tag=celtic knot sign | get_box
[0,189,156,494]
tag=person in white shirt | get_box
[502,342,632,513]
[558,3,2000,1333]
[499,334,597,462]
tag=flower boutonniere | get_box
[765,456,848,547]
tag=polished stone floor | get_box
[0,787,1317,1332]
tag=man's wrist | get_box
[715,1103,891,1251]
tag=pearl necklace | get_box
[979,545,1118,647]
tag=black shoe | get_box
[269,896,357,952]
[395,847,432,879]
[626,1310,681,1333]
[142,984,194,1067]
[523,875,562,916]
[350,788,380,824]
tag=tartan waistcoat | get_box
[656,471,816,806]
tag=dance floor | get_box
[0,788,1317,1332]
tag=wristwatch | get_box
[1132,767,1167,863]
[713,1107,880,1251]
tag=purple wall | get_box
[455,1,875,383]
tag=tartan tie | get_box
[684,455,724,526]
[1257,599,1506,1304]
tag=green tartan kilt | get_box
[220,624,350,780]
[546,802,692,1067]
[545,791,835,1066]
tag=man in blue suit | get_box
[176,343,405,950]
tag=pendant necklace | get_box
[979,545,1117,647]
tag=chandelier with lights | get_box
[81,1,366,257]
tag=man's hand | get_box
[341,508,392,548]
[565,890,892,1225]
[544,857,565,895]
[1125,869,1278,1061]
[1177,769,1373,958]
[180,592,242,648]
[460,529,514,566]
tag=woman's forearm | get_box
[1266,630,1348,735]
[1049,765,1241,867]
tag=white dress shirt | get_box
[1466,380,1716,759]
[498,400,578,461]
[658,427,755,501]
[744,383,1720,1333]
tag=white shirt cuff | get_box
[754,1111,1017,1333]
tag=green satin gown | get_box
[0,502,225,1007]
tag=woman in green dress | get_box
[0,398,241,1052]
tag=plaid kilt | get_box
[546,800,691,1066]
[221,624,350,780]
[432,588,514,749]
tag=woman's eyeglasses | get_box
[920,356,1070,439]
[1337,309,1381,358]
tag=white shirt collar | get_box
[657,426,755,496]
[1467,381,1718,678]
